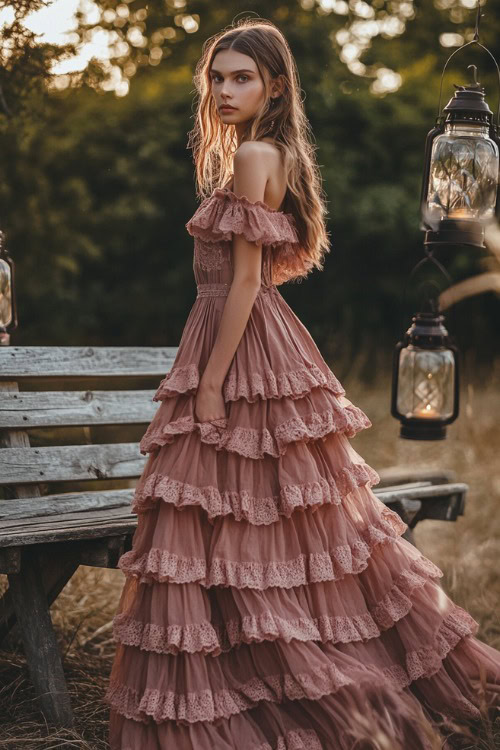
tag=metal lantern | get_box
[420,66,500,249]
[0,229,18,346]
[391,310,460,441]
[419,0,500,250]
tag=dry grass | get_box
[0,353,499,748]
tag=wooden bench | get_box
[0,346,469,727]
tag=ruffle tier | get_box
[154,361,345,404]
[111,540,445,657]
[104,601,482,725]
[139,388,371,458]
[108,632,500,750]
[185,188,300,251]
[131,458,379,523]
[119,484,408,589]
[133,422,380,524]
[151,284,346,405]
[185,187,319,287]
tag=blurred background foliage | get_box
[0,0,498,384]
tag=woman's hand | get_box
[194,379,226,423]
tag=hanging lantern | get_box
[0,229,18,346]
[419,0,500,251]
[391,310,460,440]
[420,64,500,249]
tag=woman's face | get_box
[209,49,267,130]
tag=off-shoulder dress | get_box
[104,186,500,749]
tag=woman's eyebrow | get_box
[210,68,255,75]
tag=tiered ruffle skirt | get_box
[105,283,500,749]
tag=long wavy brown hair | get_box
[186,18,331,286]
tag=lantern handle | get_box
[407,248,453,294]
[398,247,457,339]
[435,0,500,130]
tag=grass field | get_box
[0,355,499,749]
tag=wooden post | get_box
[7,547,74,727]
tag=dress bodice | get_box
[185,188,300,290]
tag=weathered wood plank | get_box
[0,442,147,484]
[374,481,467,504]
[0,481,466,524]
[0,483,468,548]
[377,465,457,486]
[1,505,136,534]
[0,489,134,520]
[0,389,159,428]
[0,346,178,378]
[0,518,138,546]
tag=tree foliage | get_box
[0,0,498,379]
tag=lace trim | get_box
[117,507,408,588]
[131,462,381,522]
[139,403,372,458]
[105,656,373,724]
[153,362,346,403]
[186,189,300,248]
[112,555,443,656]
[185,188,322,286]
[217,188,294,216]
[403,607,479,683]
[104,605,480,724]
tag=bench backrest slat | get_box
[0,443,147,485]
[0,390,159,428]
[0,346,177,378]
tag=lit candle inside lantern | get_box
[448,208,472,218]
[416,404,440,418]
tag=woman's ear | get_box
[271,74,285,99]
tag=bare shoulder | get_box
[232,141,269,201]
[235,139,280,162]
[233,140,269,166]
[233,139,285,208]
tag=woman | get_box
[105,19,500,749]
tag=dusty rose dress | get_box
[105,186,500,749]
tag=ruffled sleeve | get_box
[185,188,300,249]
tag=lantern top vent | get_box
[443,65,493,123]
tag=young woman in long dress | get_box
[105,19,500,749]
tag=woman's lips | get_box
[220,106,237,111]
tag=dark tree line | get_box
[0,0,498,382]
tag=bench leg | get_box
[7,547,74,727]
[0,554,78,644]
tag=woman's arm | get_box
[194,142,268,420]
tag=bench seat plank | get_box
[0,511,137,545]
[0,489,134,520]
[0,482,468,547]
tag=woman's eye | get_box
[210,75,249,83]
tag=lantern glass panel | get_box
[0,258,12,327]
[397,345,455,419]
[426,122,498,221]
